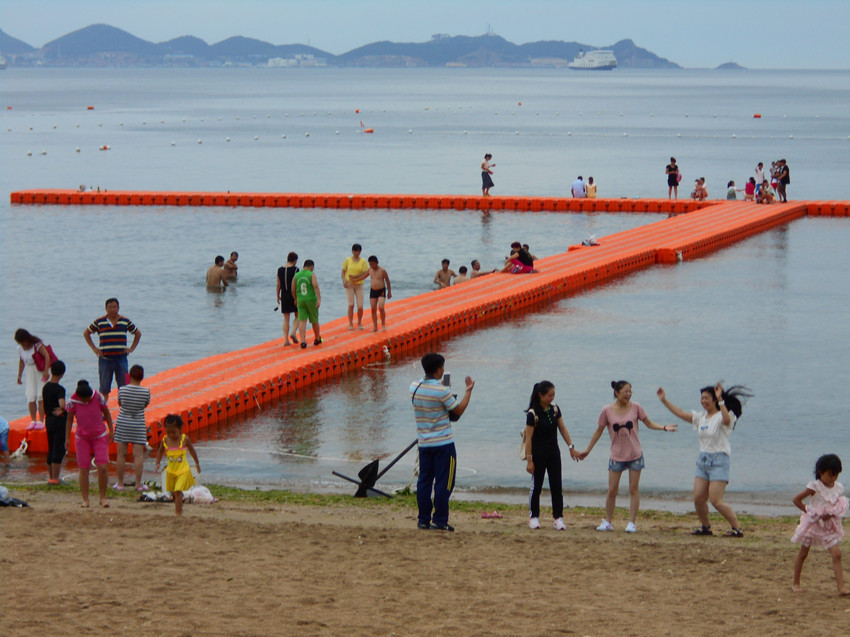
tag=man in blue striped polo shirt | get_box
[410,353,475,532]
[83,298,141,399]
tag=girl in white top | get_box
[14,328,52,424]
[657,382,753,537]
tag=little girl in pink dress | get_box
[791,454,849,595]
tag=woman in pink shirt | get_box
[65,380,114,507]
[579,380,676,532]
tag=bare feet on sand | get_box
[791,583,802,593]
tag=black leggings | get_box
[45,420,66,465]
[528,449,563,519]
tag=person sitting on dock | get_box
[691,178,708,202]
[434,259,456,288]
[502,242,537,274]
[206,256,228,290]
[757,181,775,204]
[571,176,586,198]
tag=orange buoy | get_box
[753,113,762,118]
[517,101,522,106]
[6,106,12,110]
[87,106,95,110]
[355,109,360,113]
[363,128,374,134]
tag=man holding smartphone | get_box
[410,353,475,532]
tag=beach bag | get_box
[676,173,683,184]
[520,409,537,460]
[32,342,58,372]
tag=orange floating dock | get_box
[7,192,848,455]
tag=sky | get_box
[2,0,849,69]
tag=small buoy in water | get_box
[408,129,412,134]
[335,130,340,135]
[29,126,33,130]
[650,113,654,117]
[53,125,56,129]
[98,123,102,127]
[226,137,231,142]
[267,114,271,118]
[515,130,519,135]
[236,116,240,120]
[219,117,223,121]
[182,118,186,122]
[732,134,737,138]
[517,101,522,106]
[87,106,94,110]
[753,113,762,118]
[160,120,164,124]
[253,136,259,140]
[463,130,468,135]
[281,134,286,139]
[684,114,689,118]
[789,135,794,139]
[816,115,820,119]
[76,124,80,127]
[619,112,624,116]
[567,131,572,136]
[6,106,11,110]
[171,141,176,146]
[119,122,123,126]
[623,132,628,137]
[26,151,32,156]
[100,145,110,151]
[142,121,146,125]
[75,147,80,152]
[713,114,717,118]
[40,150,47,155]
[305,132,310,137]
[355,109,360,113]
[677,133,682,137]
[363,128,374,134]
[197,139,202,144]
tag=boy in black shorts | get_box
[42,360,68,484]
[368,255,392,331]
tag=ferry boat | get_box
[568,50,617,71]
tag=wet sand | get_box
[3,489,848,636]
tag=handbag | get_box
[412,381,460,422]
[32,342,59,372]
[520,409,537,460]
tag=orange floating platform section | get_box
[7,195,846,455]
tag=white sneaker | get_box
[625,522,637,533]
[553,518,566,531]
[528,517,541,529]
[596,520,613,532]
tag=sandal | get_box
[691,525,713,536]
[723,528,744,538]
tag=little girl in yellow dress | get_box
[154,414,201,516]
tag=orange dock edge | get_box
[6,194,848,455]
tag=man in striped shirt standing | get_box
[83,298,141,400]
[410,353,475,532]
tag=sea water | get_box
[1,68,849,508]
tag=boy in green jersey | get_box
[292,260,322,348]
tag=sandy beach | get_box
[3,488,848,636]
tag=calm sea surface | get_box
[2,68,849,509]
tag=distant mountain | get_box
[716,62,746,70]
[0,24,681,69]
[41,24,160,61]
[0,28,36,54]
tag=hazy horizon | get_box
[3,0,849,69]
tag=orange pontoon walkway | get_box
[7,194,849,454]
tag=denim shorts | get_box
[98,355,128,394]
[695,452,730,482]
[608,454,645,473]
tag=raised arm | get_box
[656,387,693,423]
[449,376,475,418]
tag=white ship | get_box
[568,50,617,71]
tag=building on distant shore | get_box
[269,54,327,68]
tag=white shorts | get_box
[23,363,45,402]
[345,284,365,308]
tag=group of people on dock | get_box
[665,156,791,203]
[411,352,848,594]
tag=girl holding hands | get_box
[524,381,580,530]
[579,380,676,533]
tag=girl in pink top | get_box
[791,454,849,596]
[65,380,114,507]
[579,380,675,533]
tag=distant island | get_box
[716,62,747,70]
[0,24,681,69]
